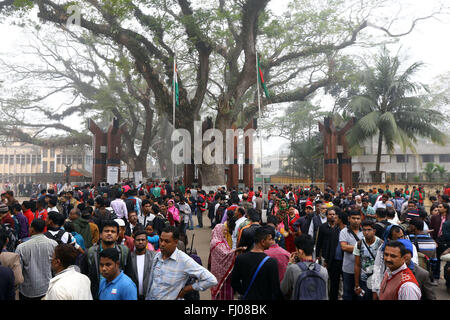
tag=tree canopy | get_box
[0,0,446,184]
[345,46,447,174]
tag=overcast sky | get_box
[1,0,449,159]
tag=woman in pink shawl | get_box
[167,199,180,226]
[208,223,245,300]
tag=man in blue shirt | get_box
[98,248,137,300]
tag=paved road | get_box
[185,224,214,300]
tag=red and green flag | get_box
[257,53,269,98]
[173,58,179,107]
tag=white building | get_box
[352,135,450,182]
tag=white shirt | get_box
[232,216,247,249]
[214,203,220,216]
[44,266,93,300]
[47,229,80,249]
[251,195,257,208]
[373,201,386,211]
[308,218,315,238]
[47,206,59,213]
[138,213,155,227]
[136,254,145,296]
[110,198,128,220]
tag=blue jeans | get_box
[188,210,194,229]
[342,272,357,301]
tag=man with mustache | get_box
[379,240,421,300]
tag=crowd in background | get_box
[0,180,449,300]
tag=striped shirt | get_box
[15,234,58,298]
[145,248,217,300]
[408,234,437,258]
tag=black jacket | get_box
[125,250,157,297]
[323,226,344,263]
[0,265,14,300]
[316,223,335,260]
[231,252,283,300]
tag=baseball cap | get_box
[397,239,414,257]
[114,219,126,227]
[305,201,313,208]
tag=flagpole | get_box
[172,52,176,186]
[255,52,264,198]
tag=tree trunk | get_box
[125,156,148,179]
[375,132,383,172]
[157,155,171,180]
[198,164,226,192]
[197,101,231,190]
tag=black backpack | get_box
[0,224,18,252]
[375,220,390,231]
[44,229,72,245]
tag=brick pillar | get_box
[319,121,330,189]
[227,125,239,190]
[338,119,354,191]
[319,117,338,191]
[106,118,121,181]
[329,122,338,191]
[184,163,195,187]
[88,119,107,185]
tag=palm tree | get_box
[434,164,447,181]
[423,163,437,182]
[346,47,446,181]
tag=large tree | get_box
[0,28,172,177]
[0,0,443,186]
[345,47,447,178]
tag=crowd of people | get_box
[0,180,449,301]
[209,184,450,300]
[0,181,76,198]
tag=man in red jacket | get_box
[21,201,34,226]
[444,185,450,197]
[196,191,206,228]
[378,241,421,300]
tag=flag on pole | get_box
[173,57,179,107]
[257,54,269,98]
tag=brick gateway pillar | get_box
[319,117,353,192]
[88,118,123,185]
